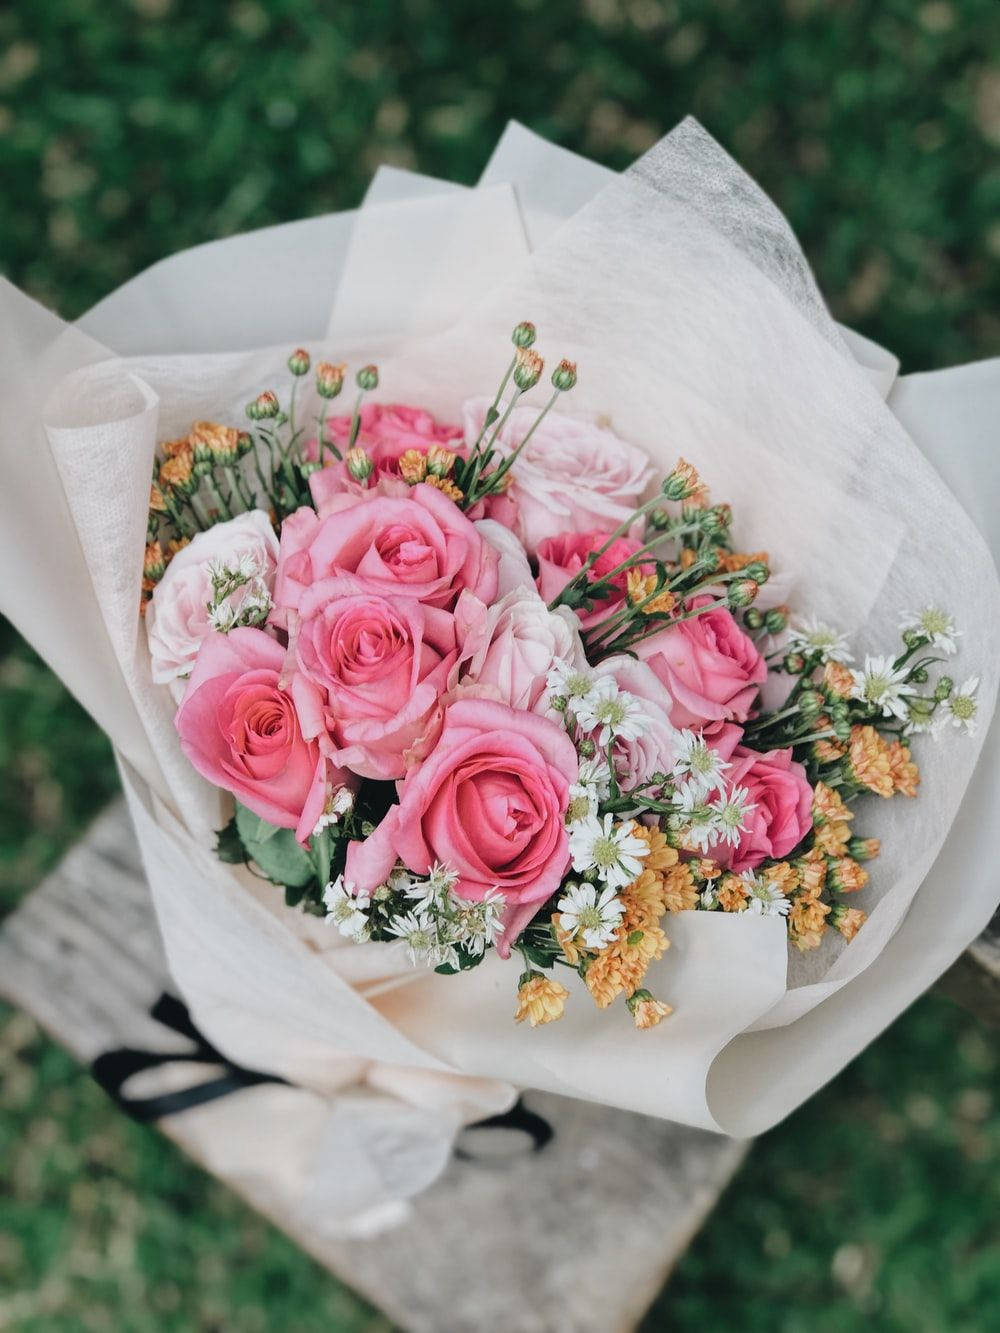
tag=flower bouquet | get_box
[2,118,997,1229]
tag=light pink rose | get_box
[272,485,498,621]
[635,596,767,729]
[175,627,347,843]
[346,699,578,953]
[705,745,813,873]
[462,398,654,555]
[591,656,680,789]
[146,511,278,687]
[535,529,654,630]
[292,577,459,780]
[455,586,586,718]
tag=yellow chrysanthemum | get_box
[822,660,855,700]
[886,740,920,797]
[398,449,428,484]
[551,913,587,968]
[833,906,867,941]
[815,820,851,857]
[827,857,869,894]
[424,474,464,503]
[630,823,679,874]
[794,851,827,898]
[847,725,895,798]
[515,974,569,1027]
[716,874,749,913]
[662,863,699,913]
[812,781,853,826]
[760,861,800,896]
[626,569,676,616]
[628,990,673,1029]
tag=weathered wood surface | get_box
[937,909,1000,1028]
[0,800,748,1333]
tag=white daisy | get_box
[899,606,961,656]
[671,729,731,796]
[406,861,460,904]
[786,616,853,663]
[574,678,651,747]
[670,784,721,853]
[546,658,596,705]
[568,814,649,890]
[850,654,917,721]
[938,675,980,737]
[208,597,238,632]
[386,910,457,968]
[708,785,757,848]
[452,889,506,956]
[741,872,790,917]
[556,881,625,949]
[312,784,355,837]
[322,876,371,942]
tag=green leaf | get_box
[235,805,315,888]
[214,815,246,865]
[235,802,281,845]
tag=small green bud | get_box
[346,447,374,482]
[902,628,926,650]
[247,390,279,420]
[647,508,670,530]
[833,717,852,742]
[744,607,765,631]
[784,652,806,674]
[192,457,213,478]
[300,459,323,477]
[699,508,725,536]
[315,361,346,399]
[236,431,254,457]
[743,560,769,585]
[512,346,543,391]
[764,607,787,635]
[798,689,825,717]
[511,321,536,349]
[577,738,596,759]
[356,364,379,392]
[934,676,953,700]
[287,348,311,377]
[910,666,929,684]
[551,359,577,392]
[549,694,568,712]
[727,578,758,609]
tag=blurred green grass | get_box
[0,0,998,1329]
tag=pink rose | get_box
[706,745,813,873]
[146,511,278,689]
[346,699,578,953]
[272,485,498,621]
[454,586,586,718]
[293,578,459,780]
[462,398,654,555]
[535,529,653,630]
[635,596,767,729]
[175,627,347,842]
[306,402,465,471]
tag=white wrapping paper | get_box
[1,122,997,1215]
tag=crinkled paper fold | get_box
[1,122,997,1196]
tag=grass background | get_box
[1,0,998,1328]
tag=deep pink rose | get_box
[175,627,347,843]
[272,485,498,621]
[293,578,459,780]
[707,745,813,873]
[535,529,653,630]
[635,596,767,729]
[346,699,578,953]
[305,402,465,471]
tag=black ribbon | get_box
[90,992,286,1123]
[91,992,554,1156]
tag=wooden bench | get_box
[0,799,751,1333]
